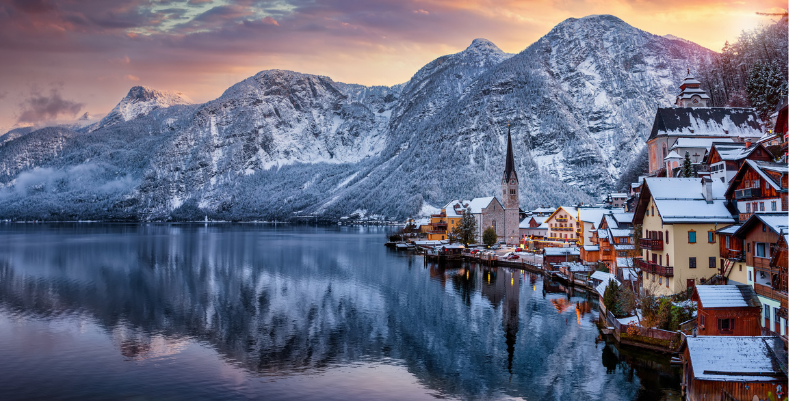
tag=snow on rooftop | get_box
[466,196,496,214]
[609,228,632,237]
[754,213,789,234]
[716,224,741,234]
[544,247,580,256]
[685,336,785,382]
[670,137,735,151]
[583,245,599,251]
[695,285,758,308]
[654,199,735,224]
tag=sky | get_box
[0,0,785,133]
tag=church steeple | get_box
[503,122,518,182]
[675,68,709,108]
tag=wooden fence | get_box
[606,310,680,350]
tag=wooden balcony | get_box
[753,257,771,269]
[754,283,789,310]
[722,249,744,261]
[556,217,568,222]
[635,259,674,277]
[735,187,761,200]
[640,238,663,251]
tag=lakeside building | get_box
[714,224,747,286]
[519,215,548,240]
[501,124,520,246]
[691,285,762,336]
[733,213,789,338]
[680,336,787,401]
[633,178,735,296]
[543,207,580,243]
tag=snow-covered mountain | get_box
[0,15,717,221]
[98,86,193,129]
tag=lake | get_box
[0,223,681,400]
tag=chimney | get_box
[703,177,713,203]
[745,138,752,148]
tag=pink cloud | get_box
[262,16,279,26]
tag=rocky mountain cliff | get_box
[0,15,717,221]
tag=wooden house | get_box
[680,336,787,401]
[724,160,788,222]
[692,285,762,336]
[542,247,580,272]
[706,142,773,185]
[733,213,789,337]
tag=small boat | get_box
[396,243,409,250]
[670,357,682,365]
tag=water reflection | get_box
[0,224,679,400]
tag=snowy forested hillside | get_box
[0,15,719,221]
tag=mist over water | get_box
[0,224,680,400]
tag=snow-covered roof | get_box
[593,273,620,295]
[664,150,681,160]
[560,262,590,272]
[578,207,619,225]
[696,285,760,309]
[544,247,580,256]
[716,224,741,235]
[710,142,758,161]
[613,213,634,224]
[532,207,556,213]
[442,199,471,217]
[648,107,762,141]
[583,245,599,251]
[748,160,788,191]
[520,215,549,229]
[609,228,632,237]
[603,214,619,229]
[643,178,735,224]
[466,197,496,214]
[413,217,431,227]
[684,336,786,382]
[670,137,735,152]
[597,229,609,239]
[610,193,627,198]
[734,213,789,238]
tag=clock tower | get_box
[502,122,520,246]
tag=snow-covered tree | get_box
[681,151,694,178]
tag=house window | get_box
[666,277,669,287]
[717,318,735,332]
[765,304,771,321]
[709,257,716,268]
[701,314,706,328]
[708,231,715,243]
[760,202,764,211]
[772,201,777,211]
[651,206,654,216]
[665,231,669,244]
[749,271,752,281]
[689,257,696,268]
[756,243,768,258]
[747,243,751,253]
[746,203,751,213]
[666,254,670,266]
[659,276,662,284]
[688,231,696,243]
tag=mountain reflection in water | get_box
[0,224,680,400]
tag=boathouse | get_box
[680,336,787,401]
[692,285,762,336]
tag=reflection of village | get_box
[427,260,598,374]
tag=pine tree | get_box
[482,226,498,247]
[681,151,694,178]
[453,207,477,245]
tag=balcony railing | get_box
[640,238,664,250]
[735,187,761,200]
[556,217,568,222]
[635,259,674,277]
[754,283,788,310]
[722,249,744,261]
[753,257,772,269]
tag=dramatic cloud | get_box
[0,0,784,130]
[17,87,84,123]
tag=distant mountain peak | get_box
[98,86,193,129]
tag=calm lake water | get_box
[0,224,681,400]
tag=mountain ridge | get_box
[0,15,719,221]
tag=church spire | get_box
[504,121,517,182]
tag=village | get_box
[390,72,789,401]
